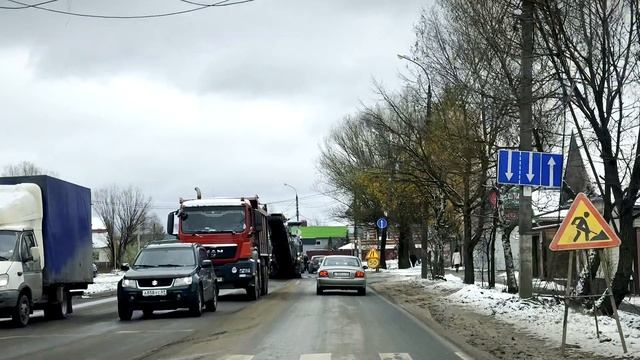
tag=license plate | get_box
[142,289,167,297]
[334,272,350,278]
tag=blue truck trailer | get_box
[0,175,93,327]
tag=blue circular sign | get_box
[376,217,388,229]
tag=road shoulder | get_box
[369,276,622,360]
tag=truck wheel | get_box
[118,302,133,321]
[260,268,269,296]
[189,286,204,317]
[45,290,69,320]
[11,293,31,327]
[246,275,260,301]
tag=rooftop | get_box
[300,226,348,239]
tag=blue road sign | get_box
[497,149,563,188]
[497,149,520,185]
[541,153,563,188]
[376,217,388,229]
[519,151,541,186]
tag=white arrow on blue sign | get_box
[376,217,388,229]
[497,149,563,188]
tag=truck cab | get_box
[0,184,45,326]
[168,194,270,300]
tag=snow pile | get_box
[84,272,123,295]
[447,284,640,358]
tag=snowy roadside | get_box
[83,272,123,296]
[370,266,640,359]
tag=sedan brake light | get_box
[318,270,329,278]
[355,271,365,278]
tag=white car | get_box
[316,255,367,296]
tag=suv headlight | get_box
[173,276,193,287]
[121,278,137,288]
[0,274,8,288]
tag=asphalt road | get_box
[0,276,469,360]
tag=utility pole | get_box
[518,0,534,298]
[284,183,299,221]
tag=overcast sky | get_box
[0,0,429,225]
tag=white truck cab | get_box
[0,184,45,326]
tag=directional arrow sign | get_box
[519,151,541,186]
[497,149,520,185]
[541,153,563,188]
[497,149,563,188]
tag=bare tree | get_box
[2,161,58,177]
[93,185,152,268]
[536,0,640,311]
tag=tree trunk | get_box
[398,221,411,269]
[604,205,637,312]
[421,225,429,279]
[575,250,600,302]
[502,224,518,293]
[489,224,496,288]
[463,210,475,284]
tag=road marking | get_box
[221,356,255,360]
[299,354,332,360]
[455,352,474,360]
[73,296,117,309]
[379,354,413,360]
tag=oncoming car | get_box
[117,242,218,320]
[316,255,367,296]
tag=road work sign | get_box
[366,248,380,260]
[549,193,621,251]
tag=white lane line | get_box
[300,354,332,360]
[221,356,255,360]
[74,296,117,309]
[379,353,413,360]
[455,352,474,360]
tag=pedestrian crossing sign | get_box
[549,193,621,251]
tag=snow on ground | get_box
[382,267,640,359]
[84,272,123,295]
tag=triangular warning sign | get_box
[366,248,380,260]
[550,193,621,251]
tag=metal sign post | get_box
[551,193,626,355]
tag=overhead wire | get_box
[0,0,56,9]
[2,0,254,19]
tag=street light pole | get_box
[397,54,432,118]
[284,183,299,222]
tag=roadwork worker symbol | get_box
[571,212,609,242]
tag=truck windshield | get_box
[0,231,19,261]
[134,248,195,267]
[182,206,245,234]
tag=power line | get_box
[3,0,254,19]
[0,0,56,10]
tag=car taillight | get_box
[355,271,365,278]
[318,270,329,277]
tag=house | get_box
[92,216,111,271]
[299,226,349,254]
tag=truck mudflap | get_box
[214,260,257,289]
